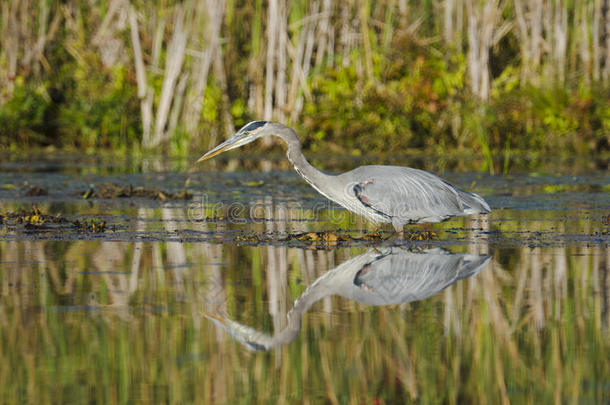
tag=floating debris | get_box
[1,207,66,227]
[73,219,107,233]
[362,231,383,241]
[291,231,353,243]
[234,233,264,243]
[284,229,436,243]
[81,183,192,200]
[229,230,395,248]
[289,230,390,243]
[1,207,110,233]
[404,230,438,241]
[239,180,265,187]
[24,185,48,196]
[81,188,95,199]
[230,229,437,247]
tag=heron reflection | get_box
[204,248,491,351]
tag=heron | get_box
[205,247,491,351]
[197,121,491,236]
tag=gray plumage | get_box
[292,247,490,307]
[197,121,491,234]
[204,247,491,351]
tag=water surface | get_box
[0,153,608,404]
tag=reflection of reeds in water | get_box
[0,211,608,404]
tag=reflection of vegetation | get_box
[0,1,609,163]
[0,213,607,404]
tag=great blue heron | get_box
[205,247,491,351]
[197,121,491,236]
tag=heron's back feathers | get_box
[335,165,491,226]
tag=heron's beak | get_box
[196,137,237,163]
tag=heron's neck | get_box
[275,128,334,195]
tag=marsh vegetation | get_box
[1,0,609,164]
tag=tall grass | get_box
[0,0,608,158]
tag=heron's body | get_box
[198,121,491,234]
[324,165,489,228]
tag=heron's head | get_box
[196,120,270,163]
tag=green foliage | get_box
[0,78,50,147]
[0,48,140,151]
[301,34,609,169]
[1,1,609,160]
[54,60,140,150]
[302,41,468,154]
[488,84,610,155]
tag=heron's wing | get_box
[351,167,464,223]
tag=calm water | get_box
[0,153,608,404]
